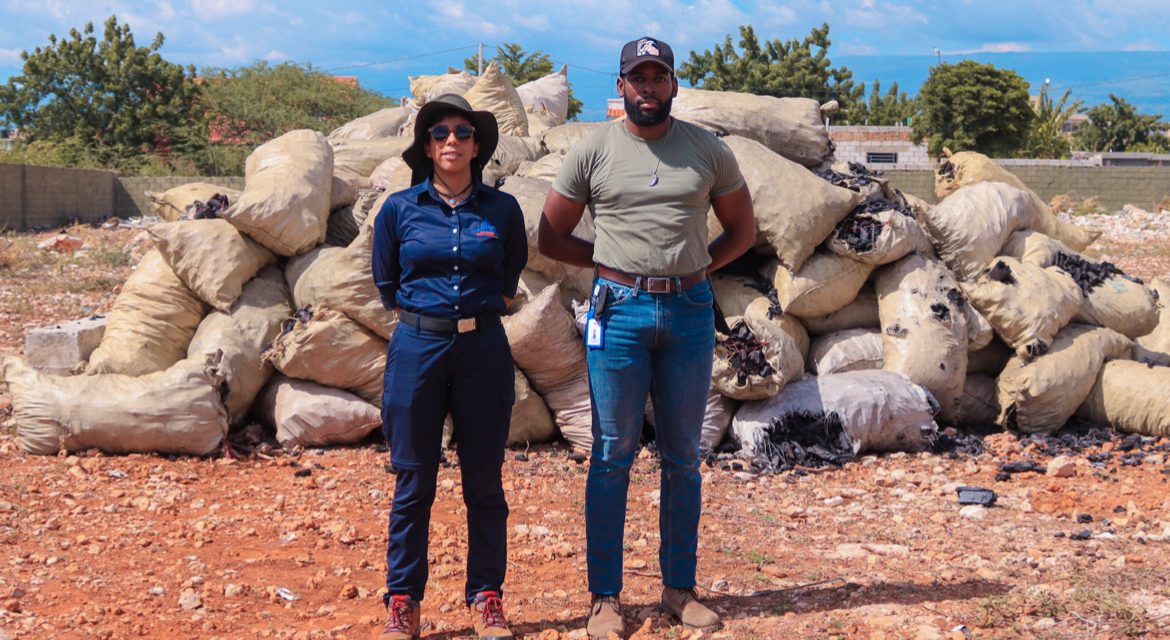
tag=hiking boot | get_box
[379,594,420,640]
[470,591,512,639]
[660,587,721,631]
[587,594,624,639]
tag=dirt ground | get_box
[2,217,1170,640]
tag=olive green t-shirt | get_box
[552,118,745,276]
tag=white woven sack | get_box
[464,61,528,137]
[328,106,410,141]
[150,219,275,312]
[921,182,1041,281]
[875,254,969,423]
[261,306,387,405]
[809,328,884,375]
[1077,360,1170,438]
[256,376,381,447]
[960,257,1082,358]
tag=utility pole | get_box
[478,42,484,75]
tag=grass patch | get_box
[973,579,1148,637]
[1050,193,1107,216]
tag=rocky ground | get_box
[1,207,1170,640]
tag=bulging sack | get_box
[464,61,528,137]
[997,323,1132,435]
[507,367,556,446]
[1002,230,1158,339]
[1076,360,1170,437]
[4,352,228,456]
[959,373,1000,431]
[255,375,381,448]
[483,135,542,187]
[800,285,879,337]
[149,219,276,313]
[921,182,1041,281]
[935,151,1097,251]
[960,257,1082,358]
[539,122,606,156]
[223,129,333,256]
[292,222,397,340]
[187,266,291,424]
[671,88,832,167]
[731,370,939,464]
[328,106,410,141]
[261,306,387,405]
[516,66,570,123]
[712,310,803,401]
[724,135,860,271]
[825,202,931,266]
[503,283,592,450]
[86,249,209,376]
[808,328,884,375]
[876,254,969,423]
[769,251,874,319]
[1135,278,1170,365]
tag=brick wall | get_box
[115,176,244,218]
[0,165,247,230]
[0,163,116,230]
[882,166,1170,211]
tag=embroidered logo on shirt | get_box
[473,221,499,238]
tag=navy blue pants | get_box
[382,321,515,605]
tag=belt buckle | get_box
[457,318,476,333]
[644,276,672,294]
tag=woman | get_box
[372,94,526,640]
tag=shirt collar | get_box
[413,176,483,207]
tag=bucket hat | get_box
[402,93,499,185]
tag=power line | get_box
[324,44,480,73]
[1052,72,1170,92]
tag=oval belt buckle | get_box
[457,318,476,333]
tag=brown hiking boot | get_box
[379,594,420,640]
[660,587,721,631]
[587,594,624,639]
[470,591,512,639]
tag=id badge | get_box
[585,283,606,349]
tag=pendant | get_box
[648,172,659,187]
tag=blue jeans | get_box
[585,276,716,595]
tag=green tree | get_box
[1021,83,1082,159]
[912,60,1033,157]
[679,24,865,123]
[856,79,916,126]
[187,61,395,175]
[0,16,198,170]
[464,43,583,120]
[1072,94,1168,153]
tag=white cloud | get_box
[263,49,288,61]
[513,14,549,30]
[977,42,1031,53]
[192,0,256,20]
[1124,40,1166,52]
[0,47,23,65]
[219,38,250,62]
[436,1,464,18]
[154,0,176,20]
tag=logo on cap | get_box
[637,39,660,57]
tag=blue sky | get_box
[2,1,1169,120]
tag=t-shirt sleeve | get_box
[551,139,592,203]
[710,138,746,199]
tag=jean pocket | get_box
[594,279,636,310]
[681,280,714,308]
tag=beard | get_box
[624,93,673,126]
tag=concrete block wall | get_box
[115,176,244,219]
[0,163,116,230]
[882,166,1170,211]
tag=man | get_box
[538,36,755,639]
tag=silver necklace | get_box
[639,120,671,187]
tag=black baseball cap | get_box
[619,37,674,76]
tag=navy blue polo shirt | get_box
[372,177,527,320]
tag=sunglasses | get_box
[428,124,476,141]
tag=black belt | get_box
[398,311,500,334]
[596,265,708,294]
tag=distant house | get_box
[828,125,933,170]
[606,98,624,119]
[0,126,15,150]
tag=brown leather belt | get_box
[596,265,708,294]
